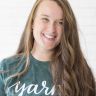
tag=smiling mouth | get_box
[42,33,56,41]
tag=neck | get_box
[31,43,53,62]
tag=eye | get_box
[59,21,64,26]
[41,18,49,22]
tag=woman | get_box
[0,0,96,96]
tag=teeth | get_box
[44,34,55,39]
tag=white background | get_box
[0,0,96,79]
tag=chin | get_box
[44,45,56,51]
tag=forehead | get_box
[35,0,63,19]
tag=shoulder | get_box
[0,53,26,71]
[0,53,26,82]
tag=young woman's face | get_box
[32,0,64,51]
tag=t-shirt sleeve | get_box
[0,59,6,96]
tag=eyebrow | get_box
[41,14,49,17]
[41,14,64,21]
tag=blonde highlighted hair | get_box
[5,0,96,95]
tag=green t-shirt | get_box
[0,53,55,96]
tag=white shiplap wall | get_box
[69,0,96,79]
[0,0,96,79]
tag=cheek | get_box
[33,22,45,34]
[57,27,63,36]
[33,22,45,39]
[33,26,41,36]
[57,29,63,43]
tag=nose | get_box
[47,23,56,34]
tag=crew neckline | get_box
[30,53,50,64]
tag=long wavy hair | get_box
[6,0,96,95]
